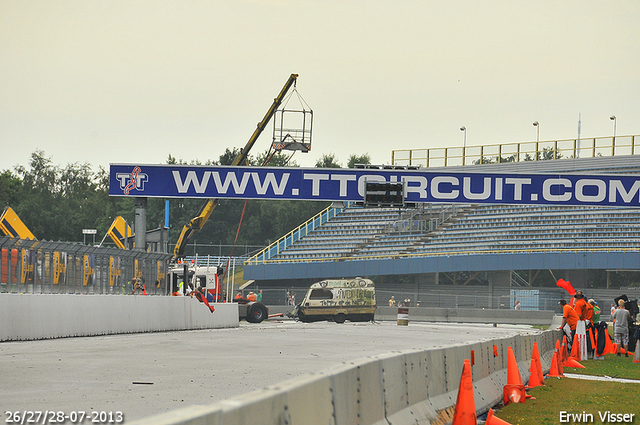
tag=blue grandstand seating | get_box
[270,203,640,261]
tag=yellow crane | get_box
[0,207,36,240]
[173,73,299,259]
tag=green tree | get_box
[0,170,22,208]
[347,153,372,168]
[315,153,342,168]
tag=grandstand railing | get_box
[246,203,347,263]
[391,135,639,167]
[243,246,640,265]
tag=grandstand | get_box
[244,154,640,293]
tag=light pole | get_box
[533,121,539,161]
[460,126,466,165]
[610,115,617,139]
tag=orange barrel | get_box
[397,307,409,326]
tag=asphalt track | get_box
[0,320,540,423]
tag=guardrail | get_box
[392,135,639,167]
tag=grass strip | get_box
[492,354,640,424]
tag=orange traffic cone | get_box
[564,357,585,368]
[527,355,544,388]
[451,359,477,425]
[555,339,563,364]
[570,336,581,360]
[533,343,544,384]
[547,350,564,378]
[633,342,640,363]
[486,408,514,425]
[556,350,564,376]
[561,336,569,362]
[503,347,526,404]
[527,343,544,388]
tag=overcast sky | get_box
[2,1,639,172]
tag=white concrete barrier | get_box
[0,294,238,341]
[130,330,561,425]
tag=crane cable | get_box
[221,145,297,293]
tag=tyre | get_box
[334,313,346,324]
[247,303,268,323]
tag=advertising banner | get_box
[110,164,640,207]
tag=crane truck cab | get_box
[168,262,225,302]
[289,278,376,323]
[167,263,269,323]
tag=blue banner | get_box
[110,163,640,207]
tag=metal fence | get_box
[237,286,565,312]
[391,135,640,168]
[0,236,172,295]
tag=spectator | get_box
[514,300,521,311]
[257,290,263,302]
[612,299,631,357]
[403,296,411,307]
[388,296,396,307]
[589,300,601,323]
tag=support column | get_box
[134,197,147,251]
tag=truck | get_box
[289,278,376,323]
[167,263,269,323]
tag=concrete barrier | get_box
[130,330,561,425]
[375,306,555,326]
[0,294,238,341]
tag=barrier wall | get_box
[130,330,561,425]
[0,294,238,341]
[376,306,555,325]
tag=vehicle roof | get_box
[310,278,374,289]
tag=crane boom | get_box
[173,73,299,259]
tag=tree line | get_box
[0,150,371,253]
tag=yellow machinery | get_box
[0,207,36,240]
[173,73,300,259]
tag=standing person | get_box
[559,299,579,350]
[388,296,396,307]
[257,290,263,302]
[590,300,601,323]
[611,303,617,318]
[612,299,631,357]
[573,292,589,360]
[403,296,411,307]
[514,300,521,310]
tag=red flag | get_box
[556,279,576,296]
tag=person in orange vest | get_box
[247,291,257,302]
[559,299,580,350]
[234,290,244,301]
